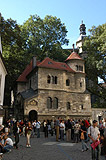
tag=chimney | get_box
[32,56,36,69]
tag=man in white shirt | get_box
[60,120,65,140]
[32,120,36,137]
[36,120,41,138]
[88,120,100,160]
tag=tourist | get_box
[65,119,72,142]
[70,119,75,140]
[0,133,5,153]
[56,117,60,141]
[19,120,24,135]
[0,125,4,135]
[3,135,13,152]
[74,121,80,143]
[103,135,106,159]
[31,121,35,138]
[60,120,65,140]
[32,120,36,136]
[23,124,26,136]
[26,122,32,147]
[100,134,105,155]
[80,121,89,152]
[36,120,41,138]
[43,120,48,138]
[13,121,20,149]
[99,120,104,136]
[88,120,100,160]
[50,120,54,136]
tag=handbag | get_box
[91,140,100,150]
[80,132,84,140]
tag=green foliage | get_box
[21,14,69,60]
[83,23,106,106]
[1,14,69,105]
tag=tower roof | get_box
[65,52,83,61]
[80,20,86,36]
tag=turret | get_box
[65,44,85,73]
[76,21,86,53]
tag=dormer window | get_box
[48,61,53,64]
[61,64,67,68]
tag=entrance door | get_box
[29,110,37,122]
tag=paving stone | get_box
[2,133,105,160]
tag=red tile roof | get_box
[38,57,75,72]
[17,60,40,82]
[65,52,83,61]
[17,57,75,82]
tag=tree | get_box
[1,16,26,105]
[1,15,69,105]
[21,15,69,61]
[83,23,106,107]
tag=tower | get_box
[76,21,86,54]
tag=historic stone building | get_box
[16,50,92,121]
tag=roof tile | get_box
[17,57,75,82]
[65,52,82,61]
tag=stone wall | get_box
[66,59,85,73]
[17,62,91,122]
[17,82,27,93]
[92,108,106,121]
[38,67,86,93]
[24,89,92,121]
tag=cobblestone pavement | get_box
[2,133,105,160]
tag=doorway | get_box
[29,110,37,122]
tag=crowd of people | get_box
[0,118,106,160]
[54,117,106,160]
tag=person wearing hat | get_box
[88,120,100,160]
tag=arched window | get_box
[55,76,57,84]
[52,76,55,84]
[81,105,83,110]
[47,75,51,84]
[53,97,58,109]
[80,82,82,87]
[67,102,70,110]
[66,79,70,86]
[76,65,78,71]
[47,97,52,109]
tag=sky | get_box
[0,0,106,49]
